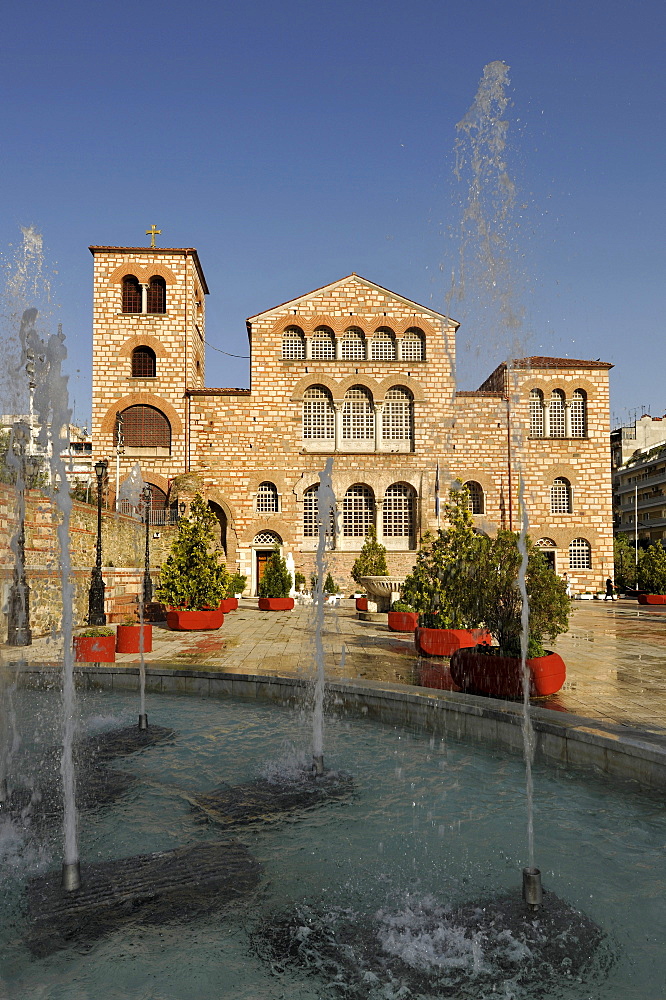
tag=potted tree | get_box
[116,616,153,654]
[74,627,116,663]
[388,599,419,633]
[258,545,294,610]
[351,526,388,611]
[636,543,666,605]
[219,573,247,613]
[156,494,229,630]
[448,530,570,698]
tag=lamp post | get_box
[88,459,108,625]
[7,423,34,646]
[179,501,186,519]
[142,484,153,606]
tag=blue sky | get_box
[1,0,663,428]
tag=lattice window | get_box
[122,276,142,313]
[341,328,365,360]
[382,387,412,441]
[303,386,335,440]
[536,537,557,549]
[569,537,591,569]
[119,405,170,449]
[529,389,544,438]
[571,390,587,438]
[343,484,374,537]
[549,390,565,438]
[383,483,415,538]
[254,530,282,545]
[343,387,374,440]
[131,346,156,377]
[282,327,305,359]
[303,485,318,537]
[465,481,484,515]
[401,329,424,361]
[256,481,278,512]
[147,276,166,313]
[550,478,572,514]
[311,327,335,360]
[371,328,396,360]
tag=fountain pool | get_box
[1,687,664,999]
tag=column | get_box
[335,337,343,360]
[140,283,149,314]
[374,403,383,452]
[395,337,403,361]
[543,401,551,438]
[334,403,344,451]
[375,498,385,544]
[305,336,313,361]
[564,402,572,438]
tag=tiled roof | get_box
[511,356,613,369]
[455,391,504,397]
[186,387,251,395]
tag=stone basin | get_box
[358,576,405,612]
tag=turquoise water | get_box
[0,690,664,999]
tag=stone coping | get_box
[12,664,666,793]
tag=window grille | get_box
[256,481,278,512]
[536,537,557,549]
[571,390,587,437]
[382,387,412,441]
[131,346,156,377]
[343,484,374,537]
[122,276,142,313]
[282,327,305,359]
[465,481,484,514]
[343,387,374,440]
[371,329,396,360]
[254,530,281,545]
[550,478,572,514]
[401,329,424,361]
[549,390,565,437]
[383,483,415,537]
[303,486,318,537]
[147,276,166,313]
[303,386,335,440]
[529,389,544,437]
[569,537,591,569]
[311,327,335,360]
[341,328,365,360]
[119,405,170,449]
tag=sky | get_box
[1,0,664,429]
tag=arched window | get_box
[303,485,319,537]
[571,389,587,438]
[383,483,415,540]
[382,387,413,441]
[254,530,282,545]
[341,328,365,360]
[256,481,278,512]
[343,484,374,537]
[465,481,484,515]
[147,276,166,313]
[371,328,396,360]
[122,275,142,313]
[303,385,335,440]
[549,390,565,438]
[118,405,171,450]
[311,326,335,360]
[529,389,544,438]
[401,328,424,361]
[131,346,156,377]
[569,537,591,569]
[550,477,572,514]
[343,386,374,440]
[282,327,305,359]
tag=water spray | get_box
[61,861,81,892]
[312,754,325,776]
[138,714,148,730]
[522,866,543,910]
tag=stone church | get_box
[90,241,614,596]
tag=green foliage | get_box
[614,534,638,591]
[258,545,293,598]
[401,483,482,628]
[156,494,229,610]
[226,573,247,597]
[77,627,114,637]
[323,573,338,594]
[391,599,415,613]
[70,481,95,505]
[294,571,306,590]
[351,525,388,584]
[639,543,666,594]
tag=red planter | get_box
[258,597,294,611]
[73,635,116,663]
[388,611,419,632]
[218,598,239,613]
[115,624,153,654]
[165,608,224,631]
[414,627,491,658]
[638,594,666,605]
[355,597,368,612]
[417,663,459,691]
[449,647,566,698]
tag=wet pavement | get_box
[3,599,666,741]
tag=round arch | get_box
[100,393,183,436]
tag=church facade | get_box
[90,243,614,596]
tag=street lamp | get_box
[179,502,186,518]
[88,459,108,625]
[142,484,153,606]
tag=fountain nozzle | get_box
[138,714,148,730]
[0,777,7,807]
[312,754,325,777]
[522,866,543,910]
[62,861,81,892]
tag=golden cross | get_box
[145,224,161,248]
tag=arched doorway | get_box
[208,501,228,556]
[536,537,557,572]
[253,530,282,595]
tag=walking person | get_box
[604,577,614,601]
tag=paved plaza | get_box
[3,599,666,746]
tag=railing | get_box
[117,501,178,525]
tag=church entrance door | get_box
[255,550,273,594]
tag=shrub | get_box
[258,545,292,598]
[391,599,415,613]
[639,543,666,594]
[294,572,306,590]
[226,573,247,597]
[323,573,338,594]
[77,627,114,638]
[351,526,388,584]
[156,494,229,610]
